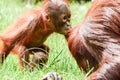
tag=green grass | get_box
[0,0,92,80]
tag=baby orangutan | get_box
[0,0,71,69]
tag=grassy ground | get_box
[0,0,92,80]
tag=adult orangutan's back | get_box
[67,0,120,80]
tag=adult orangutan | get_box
[41,0,120,80]
[66,0,120,79]
[0,0,71,69]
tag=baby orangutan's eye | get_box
[68,15,71,22]
[62,15,67,22]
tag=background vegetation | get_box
[0,0,92,80]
